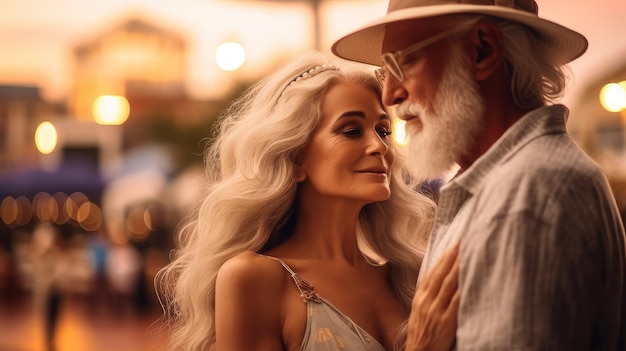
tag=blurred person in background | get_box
[30,225,94,351]
[157,51,459,351]
[31,223,63,351]
[332,0,626,349]
[87,229,111,314]
[106,234,142,315]
[0,243,10,300]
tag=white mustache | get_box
[394,102,423,119]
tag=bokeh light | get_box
[599,81,626,112]
[92,95,130,125]
[393,119,408,145]
[2,192,102,231]
[33,192,58,224]
[215,41,246,71]
[34,121,57,154]
[76,201,102,231]
[52,192,70,225]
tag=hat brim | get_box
[331,4,588,66]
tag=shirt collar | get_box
[445,104,570,195]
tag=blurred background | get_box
[0,0,625,350]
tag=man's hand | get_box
[406,244,460,351]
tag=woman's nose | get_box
[367,131,389,156]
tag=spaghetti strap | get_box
[257,255,386,350]
[258,254,321,303]
[260,254,297,275]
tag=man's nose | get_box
[381,76,407,107]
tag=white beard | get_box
[396,41,485,182]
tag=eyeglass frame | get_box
[375,23,475,86]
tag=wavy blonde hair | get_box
[156,51,436,351]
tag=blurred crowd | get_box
[0,210,175,350]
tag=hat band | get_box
[387,0,538,15]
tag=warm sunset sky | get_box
[1,0,625,105]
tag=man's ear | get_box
[469,19,504,81]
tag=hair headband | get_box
[277,64,340,102]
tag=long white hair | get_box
[488,15,571,108]
[156,51,436,350]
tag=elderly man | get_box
[333,0,626,350]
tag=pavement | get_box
[0,293,168,351]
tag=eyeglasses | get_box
[375,24,473,86]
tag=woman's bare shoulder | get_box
[215,252,291,349]
[216,251,289,295]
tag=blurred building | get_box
[0,85,64,169]
[570,62,626,159]
[0,14,192,177]
[70,17,187,122]
[0,15,211,257]
[570,59,626,209]
[69,15,228,152]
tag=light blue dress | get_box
[261,255,388,351]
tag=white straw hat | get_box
[331,0,588,66]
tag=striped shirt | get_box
[419,105,626,350]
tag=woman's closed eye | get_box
[340,127,392,139]
[341,127,363,138]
